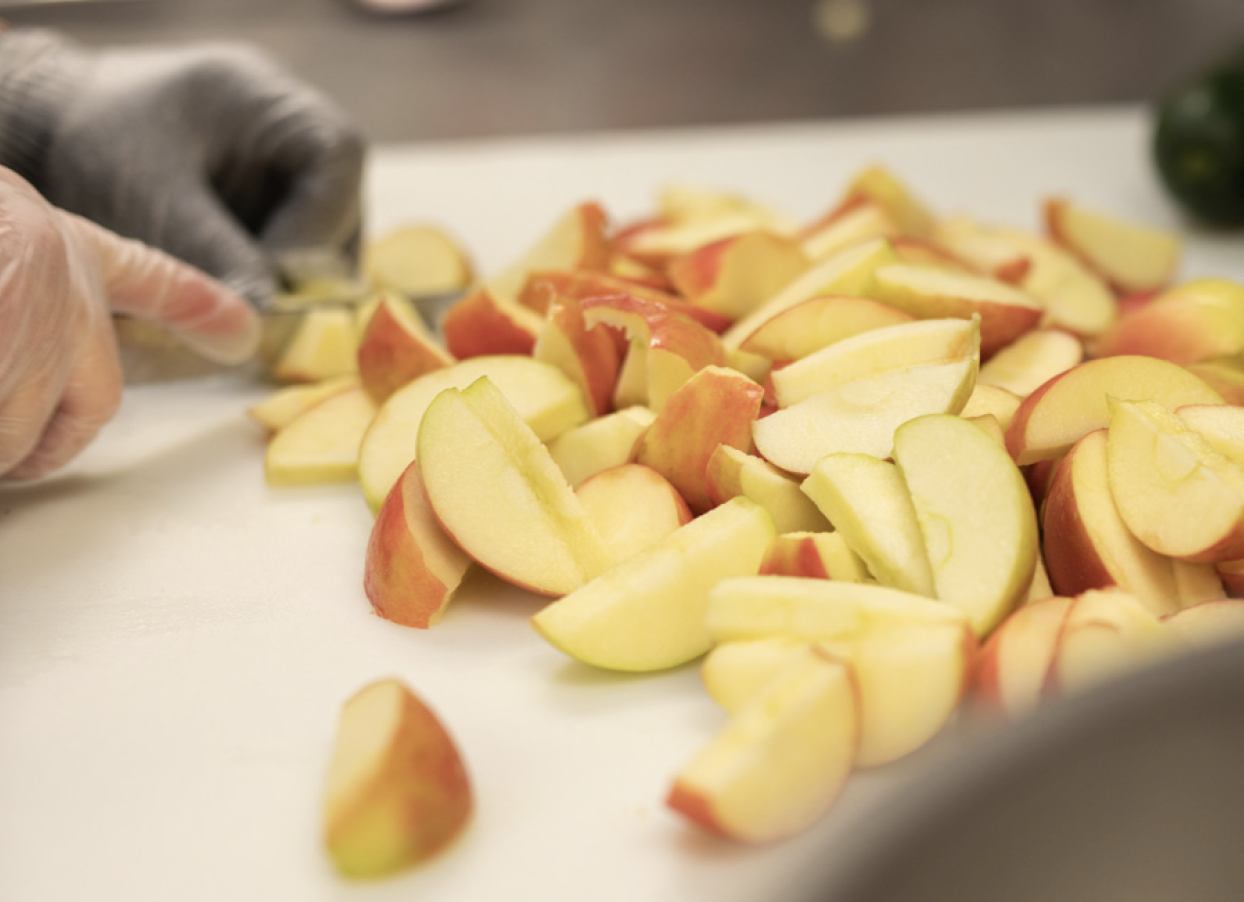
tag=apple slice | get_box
[799,199,899,261]
[665,230,809,320]
[892,413,1040,638]
[770,316,979,407]
[960,383,1023,433]
[440,287,544,359]
[264,384,377,485]
[869,262,1043,358]
[364,461,472,628]
[734,294,916,361]
[484,201,611,304]
[667,643,857,845]
[1185,359,1244,406]
[530,497,776,672]
[839,163,935,238]
[1043,196,1182,296]
[356,294,456,402]
[362,223,473,299]
[705,444,832,534]
[700,636,811,711]
[1105,398,1244,563]
[1004,355,1224,466]
[546,405,655,488]
[800,452,936,597]
[271,305,359,384]
[976,327,1083,398]
[752,355,977,475]
[1174,402,1244,466]
[323,678,471,878]
[1089,278,1244,365]
[532,295,622,418]
[517,268,730,332]
[634,365,764,514]
[759,530,868,581]
[575,463,692,562]
[1162,598,1244,647]
[247,374,359,433]
[358,354,590,513]
[416,377,614,597]
[973,594,1075,719]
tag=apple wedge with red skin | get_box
[323,678,472,878]
[1089,278,1244,365]
[364,461,472,628]
[759,530,868,581]
[417,376,615,597]
[530,497,776,672]
[248,374,359,434]
[667,643,859,845]
[264,384,378,486]
[356,294,456,403]
[441,287,545,359]
[973,594,1075,719]
[665,229,809,321]
[517,268,730,332]
[1043,196,1182,297]
[575,463,692,563]
[484,200,612,305]
[705,443,831,534]
[1162,598,1244,646]
[733,294,916,361]
[1004,354,1224,466]
[634,364,764,515]
[532,294,621,417]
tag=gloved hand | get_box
[0,166,259,482]
[0,28,366,306]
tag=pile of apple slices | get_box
[251,165,1244,861]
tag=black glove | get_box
[0,27,366,306]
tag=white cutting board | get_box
[2,107,1238,901]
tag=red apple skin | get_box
[357,299,455,403]
[364,462,470,629]
[442,288,540,358]
[1040,433,1118,598]
[582,293,728,375]
[972,595,1073,716]
[537,296,621,417]
[760,535,833,579]
[522,268,732,333]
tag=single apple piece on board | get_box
[1042,429,1202,616]
[721,237,901,351]
[271,305,360,383]
[760,530,869,581]
[1004,355,1224,466]
[932,216,1118,340]
[575,463,692,563]
[247,374,360,433]
[869,262,1043,358]
[634,365,764,514]
[417,377,614,597]
[362,223,474,299]
[364,461,472,629]
[1174,402,1244,466]
[546,405,656,488]
[973,594,1075,719]
[892,413,1039,638]
[440,287,544,359]
[1162,598,1244,647]
[1043,197,1182,296]
[358,354,590,513]
[734,294,916,362]
[666,643,858,845]
[665,230,809,321]
[960,383,1023,433]
[976,327,1084,398]
[516,268,730,333]
[752,355,977,475]
[264,384,377,486]
[770,316,979,408]
[530,497,776,672]
[799,198,899,262]
[356,294,456,403]
[1105,398,1244,563]
[532,295,621,417]
[323,678,471,878]
[582,293,726,412]
[483,201,611,304]
[800,452,937,598]
[705,444,832,534]
[1089,278,1244,365]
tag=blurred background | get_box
[3,0,1244,144]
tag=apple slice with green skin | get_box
[358,354,590,513]
[441,287,544,359]
[1175,402,1244,466]
[705,444,831,534]
[1089,278,1244,365]
[356,294,456,403]
[665,229,809,321]
[364,461,471,628]
[417,377,614,597]
[634,364,764,515]
[1105,398,1244,563]
[976,327,1084,398]
[271,305,359,384]
[973,594,1075,719]
[1043,196,1182,296]
[532,294,621,418]
[892,413,1039,638]
[323,678,472,878]
[666,643,858,845]
[362,223,474,299]
[483,201,612,305]
[264,384,377,486]
[575,463,692,563]
[546,405,656,488]
[247,374,359,433]
[530,497,775,672]
[1004,355,1224,466]
[770,316,979,408]
[752,354,977,475]
[800,452,936,598]
[734,294,916,361]
[760,531,868,581]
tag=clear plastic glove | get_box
[0,29,366,306]
[0,167,259,482]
